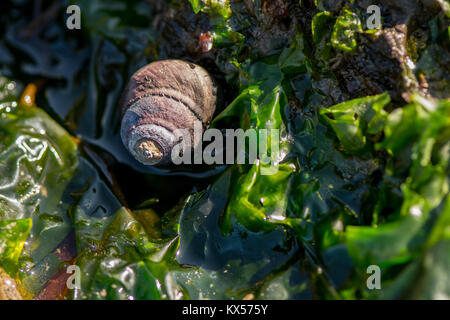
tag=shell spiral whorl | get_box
[120,60,217,165]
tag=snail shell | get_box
[120,60,217,165]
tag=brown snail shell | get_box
[119,60,217,165]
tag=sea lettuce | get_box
[320,92,390,153]
[0,76,122,298]
[0,76,78,294]
[1,0,449,301]
[330,9,362,53]
[0,219,32,276]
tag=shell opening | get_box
[122,118,176,165]
[133,140,163,164]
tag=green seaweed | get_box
[0,0,449,300]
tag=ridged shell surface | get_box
[120,60,217,165]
